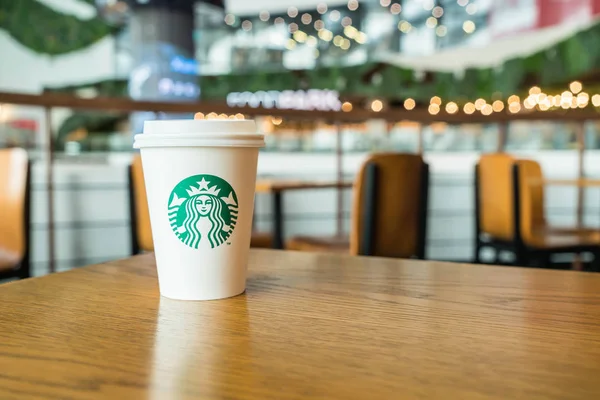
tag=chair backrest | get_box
[0,148,30,268]
[129,154,154,253]
[476,153,516,241]
[514,159,546,245]
[349,153,428,258]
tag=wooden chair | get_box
[474,153,600,269]
[129,154,153,254]
[128,154,272,254]
[286,153,429,259]
[0,148,31,280]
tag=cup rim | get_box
[133,133,265,149]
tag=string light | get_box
[571,97,578,109]
[529,86,541,95]
[404,98,416,110]
[330,10,341,21]
[445,102,458,114]
[398,21,412,33]
[194,112,204,119]
[507,95,520,104]
[293,30,307,42]
[463,20,476,33]
[344,26,358,39]
[314,20,324,30]
[301,13,312,24]
[474,98,486,110]
[390,3,402,14]
[426,17,438,28]
[306,36,318,47]
[464,102,476,114]
[342,102,353,112]
[432,6,444,18]
[570,81,583,94]
[317,3,328,14]
[355,32,368,44]
[340,39,351,50]
[458,0,468,5]
[259,11,270,21]
[593,94,600,107]
[428,104,440,115]
[577,92,589,106]
[436,26,448,36]
[235,113,245,120]
[380,0,392,6]
[288,23,298,33]
[287,6,298,18]
[481,104,493,115]
[371,99,384,112]
[430,96,442,105]
[342,16,352,27]
[319,29,333,41]
[466,3,478,15]
[241,20,252,31]
[492,100,504,112]
[524,97,535,109]
[508,103,521,113]
[348,0,359,11]
[224,14,235,25]
[274,17,284,25]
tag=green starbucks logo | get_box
[168,174,238,249]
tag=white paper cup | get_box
[133,119,265,300]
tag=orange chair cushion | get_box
[350,153,425,257]
[131,155,154,252]
[515,159,547,246]
[0,148,28,268]
[478,153,516,241]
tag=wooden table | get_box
[535,178,600,187]
[255,180,353,249]
[1,251,600,399]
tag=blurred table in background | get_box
[255,180,353,249]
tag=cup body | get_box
[134,120,263,300]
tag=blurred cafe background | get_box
[2,0,600,278]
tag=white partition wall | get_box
[27,150,600,276]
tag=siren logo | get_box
[168,175,238,249]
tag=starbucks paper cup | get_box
[133,120,264,300]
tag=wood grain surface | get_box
[1,250,600,399]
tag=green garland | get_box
[0,0,116,55]
[45,20,600,103]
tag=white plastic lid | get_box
[133,119,265,149]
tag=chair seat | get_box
[545,226,600,236]
[527,229,600,249]
[0,248,20,272]
[250,232,273,249]
[286,236,350,253]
